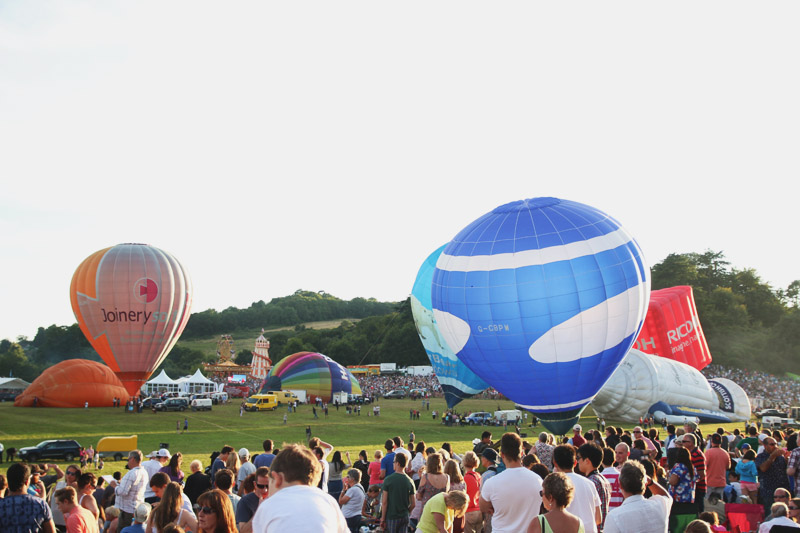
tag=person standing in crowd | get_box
[604,460,672,533]
[196,489,238,533]
[145,481,197,533]
[462,451,483,533]
[409,453,450,530]
[756,435,791,516]
[368,450,384,487]
[183,460,212,506]
[353,450,371,492]
[600,448,623,510]
[704,433,731,501]
[159,452,185,485]
[534,432,555,471]
[328,451,352,500]
[142,449,170,504]
[526,472,584,533]
[251,444,348,532]
[577,444,611,532]
[214,469,240,514]
[236,467,269,530]
[253,440,275,469]
[552,445,601,533]
[237,449,256,493]
[114,450,148,530]
[572,425,586,447]
[682,434,707,513]
[0,463,55,532]
[480,433,544,533]
[381,453,416,533]
[55,486,99,533]
[211,446,234,480]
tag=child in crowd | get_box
[361,484,382,527]
[725,470,741,503]
[735,449,759,503]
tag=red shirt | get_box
[464,470,482,512]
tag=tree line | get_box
[1,251,798,383]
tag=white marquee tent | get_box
[143,370,180,395]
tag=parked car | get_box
[758,408,788,418]
[244,394,278,411]
[154,398,189,412]
[140,397,158,408]
[18,439,82,462]
[383,390,406,399]
[465,412,493,425]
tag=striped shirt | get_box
[601,466,623,508]
[690,448,707,492]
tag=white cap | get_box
[148,450,159,458]
[157,448,171,459]
[238,448,250,458]
[573,424,582,432]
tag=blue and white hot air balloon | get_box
[431,197,650,434]
[411,245,489,408]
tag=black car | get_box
[154,398,190,412]
[18,439,82,462]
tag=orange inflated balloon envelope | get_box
[70,243,193,397]
[14,359,130,408]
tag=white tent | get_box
[0,377,30,401]
[178,368,216,394]
[144,370,180,395]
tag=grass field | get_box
[0,397,752,475]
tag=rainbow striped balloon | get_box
[259,351,361,403]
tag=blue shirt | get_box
[0,493,53,533]
[381,452,396,477]
[253,453,275,468]
[120,524,146,533]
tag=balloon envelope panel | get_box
[260,352,361,402]
[633,285,712,370]
[411,245,488,408]
[15,359,129,408]
[431,197,650,434]
[70,244,193,397]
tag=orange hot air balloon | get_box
[70,243,193,397]
[14,359,130,408]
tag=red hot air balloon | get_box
[632,285,712,370]
[70,244,193,397]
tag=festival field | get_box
[0,398,750,474]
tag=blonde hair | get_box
[444,490,469,518]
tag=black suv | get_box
[18,440,82,462]
[154,398,190,412]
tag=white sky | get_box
[1,1,798,342]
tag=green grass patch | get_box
[0,399,751,474]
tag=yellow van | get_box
[272,390,298,406]
[244,394,278,412]
[96,435,138,461]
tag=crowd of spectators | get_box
[702,364,800,410]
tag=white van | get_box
[494,410,522,424]
[211,392,228,404]
[191,398,213,411]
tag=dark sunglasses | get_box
[199,506,216,514]
[256,483,268,489]
[66,471,77,476]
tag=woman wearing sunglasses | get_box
[789,498,800,523]
[197,489,237,533]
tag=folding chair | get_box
[724,502,764,533]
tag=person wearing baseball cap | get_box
[480,448,499,482]
[237,448,256,494]
[120,502,151,533]
[572,425,586,447]
[142,449,170,503]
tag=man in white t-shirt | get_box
[553,444,601,533]
[252,443,347,532]
[604,461,672,533]
[479,433,543,533]
[142,449,170,503]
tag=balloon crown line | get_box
[118,242,152,246]
[494,197,562,213]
